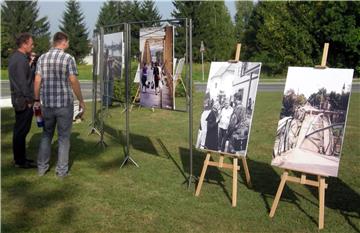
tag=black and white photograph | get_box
[102,32,124,106]
[196,62,261,157]
[272,67,354,177]
[137,26,174,110]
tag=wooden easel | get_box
[130,84,141,111]
[269,43,330,230]
[195,43,252,207]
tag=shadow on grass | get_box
[157,138,186,182]
[1,180,78,233]
[304,177,360,232]
[179,147,232,203]
[247,158,319,226]
[0,108,15,135]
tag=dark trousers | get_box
[13,107,33,164]
[218,128,228,151]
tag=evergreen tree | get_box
[140,0,161,25]
[59,0,90,63]
[1,0,50,67]
[235,1,254,42]
[196,1,236,61]
[96,1,119,31]
[171,1,201,60]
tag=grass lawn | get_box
[1,92,360,232]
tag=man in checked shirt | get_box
[34,32,85,178]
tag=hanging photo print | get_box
[196,62,261,157]
[103,32,124,106]
[138,26,174,110]
[272,67,354,177]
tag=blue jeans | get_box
[37,105,73,176]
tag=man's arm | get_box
[33,73,42,107]
[69,74,85,112]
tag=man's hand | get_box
[79,101,85,117]
[33,101,41,109]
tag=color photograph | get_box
[272,67,354,177]
[102,32,124,105]
[196,62,261,156]
[138,26,174,110]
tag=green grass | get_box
[1,91,360,232]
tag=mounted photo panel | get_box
[272,67,354,177]
[196,62,261,157]
[102,32,124,105]
[137,26,175,110]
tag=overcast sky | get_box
[38,0,237,37]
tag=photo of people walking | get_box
[138,26,174,110]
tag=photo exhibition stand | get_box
[88,29,100,137]
[195,44,252,207]
[269,43,331,230]
[90,19,194,187]
[89,27,108,148]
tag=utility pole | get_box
[200,41,205,81]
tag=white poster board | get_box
[196,62,261,157]
[271,67,354,177]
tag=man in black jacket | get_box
[8,33,36,168]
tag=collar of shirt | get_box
[50,47,63,52]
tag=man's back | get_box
[8,51,33,108]
[36,48,78,108]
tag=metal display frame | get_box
[90,19,194,187]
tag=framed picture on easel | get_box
[272,66,354,177]
[269,43,354,229]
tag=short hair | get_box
[15,33,32,48]
[53,32,68,45]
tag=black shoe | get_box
[26,159,35,163]
[14,161,37,169]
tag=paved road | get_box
[1,81,96,100]
[193,82,360,93]
[1,81,359,99]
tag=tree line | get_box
[1,1,359,77]
[1,0,90,66]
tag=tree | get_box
[96,1,120,30]
[310,1,360,77]
[59,0,90,63]
[171,1,201,58]
[234,1,254,42]
[172,0,235,62]
[140,0,161,25]
[196,1,236,61]
[243,2,316,74]
[1,1,50,67]
[96,1,156,55]
[243,1,360,76]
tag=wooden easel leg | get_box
[318,176,326,229]
[195,153,211,196]
[130,85,141,112]
[232,157,238,207]
[269,171,289,217]
[241,157,252,188]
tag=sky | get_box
[38,0,237,38]
[284,67,354,98]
